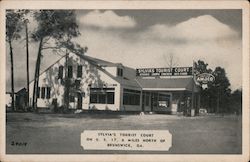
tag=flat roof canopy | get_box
[136,77,200,92]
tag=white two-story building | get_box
[28,52,200,114]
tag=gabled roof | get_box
[29,53,118,84]
[16,88,27,94]
[76,54,141,88]
[115,66,141,88]
[136,77,200,92]
[83,55,117,67]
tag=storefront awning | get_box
[136,77,200,92]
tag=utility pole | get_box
[191,61,195,116]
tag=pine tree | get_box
[6,10,25,111]
[31,10,80,110]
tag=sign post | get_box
[194,72,215,116]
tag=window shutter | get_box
[58,66,63,79]
[77,65,82,78]
[68,66,73,78]
[46,87,51,99]
[41,87,46,99]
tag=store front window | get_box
[158,94,170,108]
[150,92,171,110]
[90,88,115,104]
[123,89,141,105]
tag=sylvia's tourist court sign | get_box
[81,130,172,151]
[136,67,193,77]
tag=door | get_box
[142,93,145,112]
[77,93,82,109]
[150,93,154,112]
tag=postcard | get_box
[0,1,249,162]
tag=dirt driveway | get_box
[6,112,242,154]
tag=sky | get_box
[6,9,242,92]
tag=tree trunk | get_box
[216,91,220,114]
[64,50,70,112]
[32,37,43,111]
[9,40,15,111]
[32,61,38,109]
[25,22,29,111]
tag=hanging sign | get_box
[136,67,192,77]
[196,73,215,83]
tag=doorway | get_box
[142,93,145,112]
[77,93,82,109]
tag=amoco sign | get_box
[196,73,215,84]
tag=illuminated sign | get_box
[196,73,215,83]
[136,67,192,77]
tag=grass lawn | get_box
[6,112,242,154]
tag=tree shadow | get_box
[42,53,109,109]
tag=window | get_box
[158,94,170,108]
[46,87,51,99]
[68,66,73,78]
[37,86,51,100]
[77,65,82,78]
[98,93,106,104]
[123,93,129,105]
[58,66,63,79]
[90,93,98,103]
[90,88,115,104]
[117,68,123,77]
[37,87,40,98]
[123,89,141,105]
[41,87,46,99]
[107,92,114,104]
[120,68,123,76]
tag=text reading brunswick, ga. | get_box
[81,130,172,151]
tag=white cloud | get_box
[79,10,136,29]
[176,15,238,40]
[142,15,238,42]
